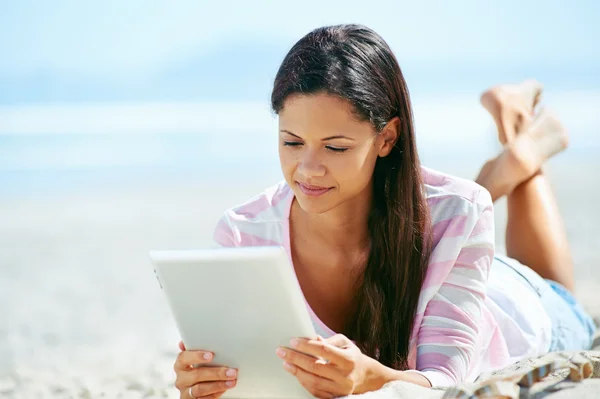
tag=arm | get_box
[279,335,434,397]
[368,360,433,388]
[411,189,495,387]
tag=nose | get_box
[297,149,326,178]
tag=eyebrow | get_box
[279,130,355,141]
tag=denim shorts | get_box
[494,255,597,351]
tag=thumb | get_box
[178,341,186,351]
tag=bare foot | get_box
[480,79,544,145]
[509,108,569,176]
[476,109,568,201]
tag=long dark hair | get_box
[271,24,432,370]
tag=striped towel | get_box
[442,352,596,399]
[342,351,600,399]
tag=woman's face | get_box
[278,93,396,214]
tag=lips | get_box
[297,182,333,197]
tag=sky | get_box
[1,0,599,105]
[0,1,598,177]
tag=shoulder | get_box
[221,180,293,223]
[422,166,493,226]
[421,166,494,255]
[213,181,293,247]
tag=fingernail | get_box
[203,352,212,360]
[290,339,299,348]
[225,380,235,387]
[283,362,293,371]
[226,368,237,377]
[276,348,286,358]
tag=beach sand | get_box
[0,156,598,398]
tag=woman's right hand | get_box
[174,341,238,399]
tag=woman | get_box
[174,24,596,399]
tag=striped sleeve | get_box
[213,212,237,247]
[414,189,495,387]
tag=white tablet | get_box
[150,246,317,399]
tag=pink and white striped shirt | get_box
[212,166,551,387]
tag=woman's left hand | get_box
[276,334,383,398]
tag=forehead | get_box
[279,93,372,136]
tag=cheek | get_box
[334,146,378,183]
[278,147,296,176]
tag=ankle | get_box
[484,146,537,199]
[506,135,541,179]
[475,156,514,201]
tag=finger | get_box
[283,362,341,395]
[176,366,238,389]
[190,379,236,398]
[175,350,214,371]
[289,338,350,368]
[313,391,335,399]
[198,391,227,399]
[323,334,351,348]
[184,386,226,399]
[179,341,186,351]
[276,347,342,382]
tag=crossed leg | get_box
[475,80,575,292]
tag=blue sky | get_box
[1,0,599,104]
[0,1,598,176]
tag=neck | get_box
[293,184,372,250]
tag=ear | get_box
[377,117,400,157]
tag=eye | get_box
[283,141,302,147]
[326,146,348,153]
